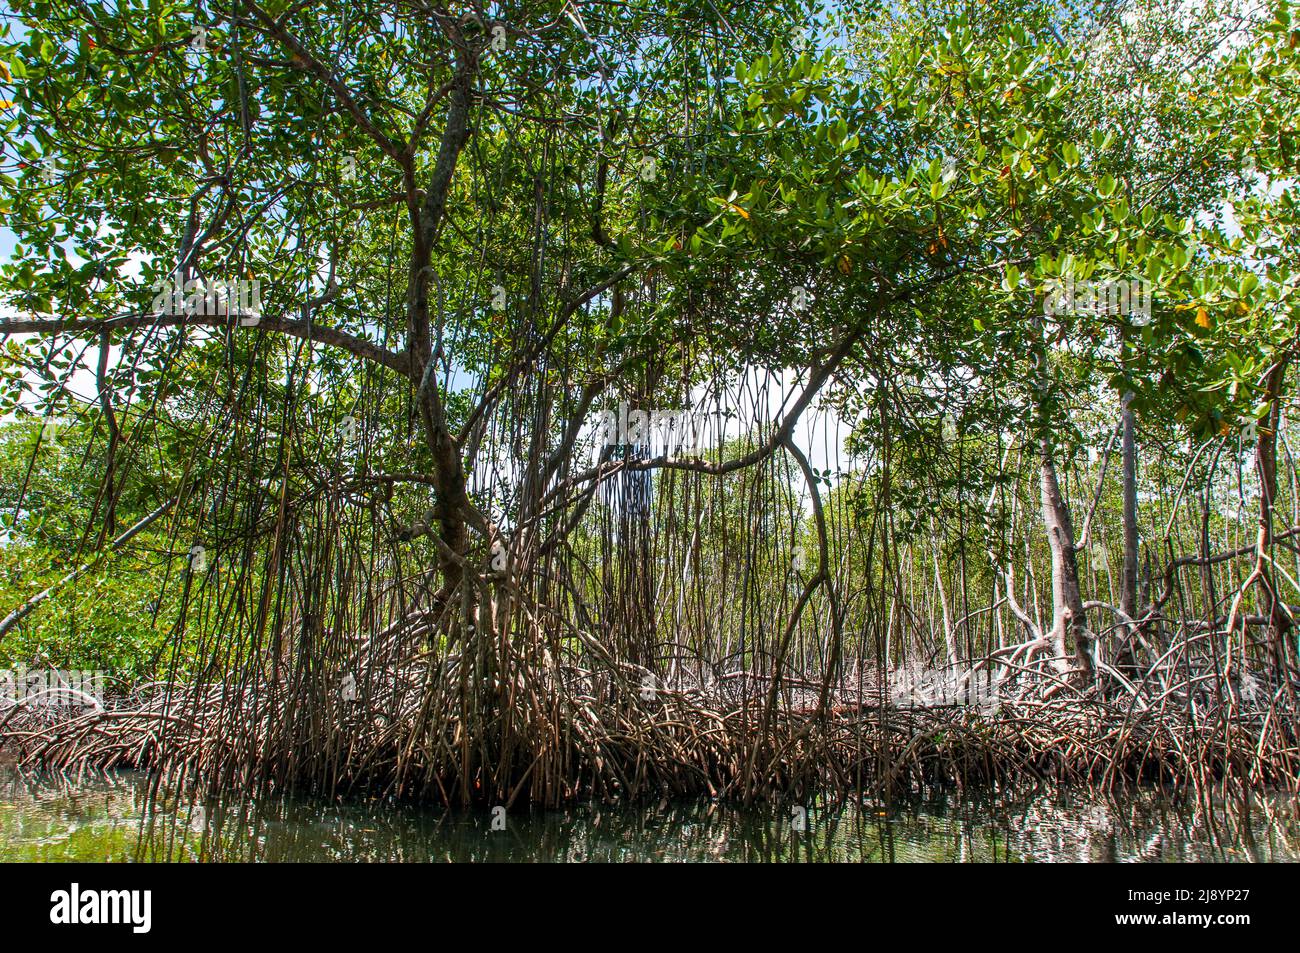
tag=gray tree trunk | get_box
[1040,437,1094,680]
[1118,394,1141,675]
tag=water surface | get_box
[1,769,1296,862]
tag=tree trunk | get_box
[1255,357,1295,672]
[1040,436,1094,680]
[929,517,958,669]
[1117,393,1141,676]
[1034,322,1093,682]
[405,46,479,602]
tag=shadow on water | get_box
[1,769,1297,862]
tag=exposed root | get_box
[6,656,1296,807]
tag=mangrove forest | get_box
[0,0,1298,871]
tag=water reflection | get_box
[1,769,1296,862]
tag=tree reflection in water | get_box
[1,770,1296,862]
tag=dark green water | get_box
[1,769,1297,862]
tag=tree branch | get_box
[0,311,410,375]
